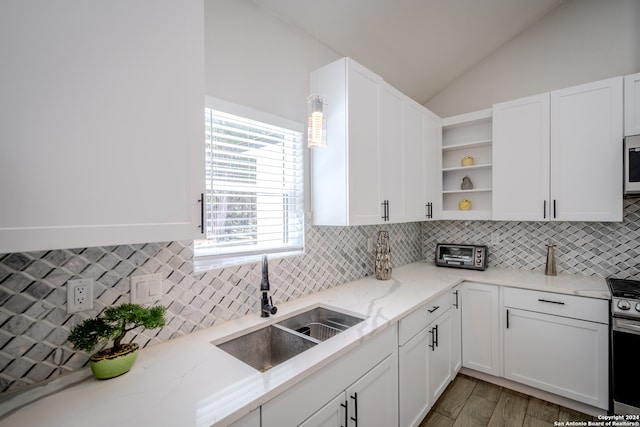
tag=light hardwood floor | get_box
[419,374,597,427]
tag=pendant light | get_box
[308,15,327,149]
[307,93,326,148]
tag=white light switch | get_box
[131,273,163,304]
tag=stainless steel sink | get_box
[214,306,366,372]
[216,325,316,372]
[276,307,365,342]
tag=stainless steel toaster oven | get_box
[435,243,488,271]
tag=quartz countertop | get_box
[0,262,609,427]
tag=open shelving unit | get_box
[441,109,493,220]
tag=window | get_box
[195,99,304,265]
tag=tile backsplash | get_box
[0,222,421,394]
[2,198,640,396]
[422,198,640,279]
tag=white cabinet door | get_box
[504,308,609,410]
[451,287,462,374]
[550,77,623,222]
[429,308,454,403]
[380,84,405,223]
[423,109,443,220]
[493,94,550,221]
[229,409,261,427]
[403,101,426,222]
[0,0,204,253]
[625,72,640,136]
[346,354,398,427]
[300,393,346,427]
[347,61,383,225]
[399,328,430,427]
[380,87,440,223]
[311,57,383,226]
[461,282,501,376]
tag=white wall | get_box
[204,0,339,125]
[425,0,640,117]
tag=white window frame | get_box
[195,97,305,270]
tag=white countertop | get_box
[0,262,609,427]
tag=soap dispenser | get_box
[544,243,557,276]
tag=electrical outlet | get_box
[67,278,94,313]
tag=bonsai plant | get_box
[68,303,167,379]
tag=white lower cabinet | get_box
[292,355,397,427]
[345,355,398,427]
[428,308,455,403]
[398,290,460,427]
[262,326,398,427]
[399,327,430,427]
[460,282,501,376]
[451,286,462,374]
[299,393,345,427]
[503,287,609,410]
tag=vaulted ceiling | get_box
[253,0,565,104]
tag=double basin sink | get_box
[213,306,365,372]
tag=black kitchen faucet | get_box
[260,255,277,317]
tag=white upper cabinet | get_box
[0,0,205,253]
[311,58,383,226]
[625,72,640,136]
[311,57,440,225]
[405,100,442,221]
[380,84,406,223]
[493,94,550,221]
[423,109,443,220]
[550,77,623,222]
[493,77,623,222]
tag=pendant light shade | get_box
[307,93,327,148]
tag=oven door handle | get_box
[613,318,640,335]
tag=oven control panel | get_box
[613,298,640,319]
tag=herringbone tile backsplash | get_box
[1,199,640,395]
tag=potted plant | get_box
[67,303,167,379]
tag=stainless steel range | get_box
[607,278,640,415]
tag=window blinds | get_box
[196,108,304,258]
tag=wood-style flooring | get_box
[419,374,596,427]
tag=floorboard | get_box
[419,374,596,427]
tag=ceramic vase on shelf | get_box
[375,231,392,280]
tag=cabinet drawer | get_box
[503,287,608,324]
[399,292,451,345]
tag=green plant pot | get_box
[89,343,139,380]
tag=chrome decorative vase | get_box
[545,243,557,276]
[375,231,392,280]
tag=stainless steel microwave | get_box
[625,135,640,196]
[435,243,488,271]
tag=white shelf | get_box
[442,210,492,220]
[442,139,492,151]
[442,108,492,128]
[442,163,492,172]
[441,108,493,220]
[442,188,492,194]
